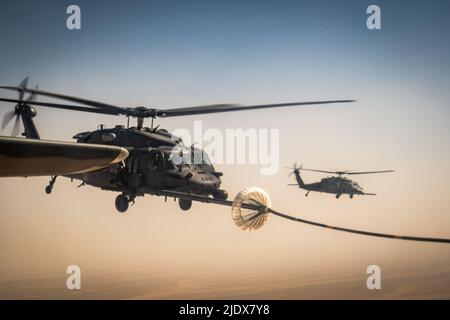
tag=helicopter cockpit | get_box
[166,146,215,170]
[350,181,363,191]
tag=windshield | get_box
[351,181,362,190]
[168,147,214,169]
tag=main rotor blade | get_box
[345,170,395,175]
[301,168,395,175]
[301,168,338,174]
[27,84,38,102]
[157,100,356,118]
[0,86,128,115]
[0,98,118,116]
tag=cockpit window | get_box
[164,153,176,169]
[167,147,214,169]
[201,151,213,167]
[352,181,362,190]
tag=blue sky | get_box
[1,0,449,141]
[1,0,449,95]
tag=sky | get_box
[0,0,450,299]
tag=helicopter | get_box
[287,163,394,198]
[0,78,355,213]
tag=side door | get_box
[142,150,166,188]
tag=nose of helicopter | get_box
[186,172,221,191]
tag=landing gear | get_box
[45,176,57,194]
[349,194,354,199]
[336,194,341,199]
[114,193,136,213]
[115,194,129,213]
[305,191,309,197]
[179,199,192,211]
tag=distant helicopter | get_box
[287,163,394,198]
[0,78,355,213]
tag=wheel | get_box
[115,194,129,213]
[179,199,192,211]
[349,194,353,199]
[45,185,52,194]
[336,194,341,199]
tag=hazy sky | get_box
[0,0,449,299]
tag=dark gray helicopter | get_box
[0,78,355,212]
[287,163,394,198]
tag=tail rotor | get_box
[1,77,38,136]
[286,162,303,177]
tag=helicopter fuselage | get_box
[293,170,364,198]
[64,125,228,210]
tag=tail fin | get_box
[294,169,305,188]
